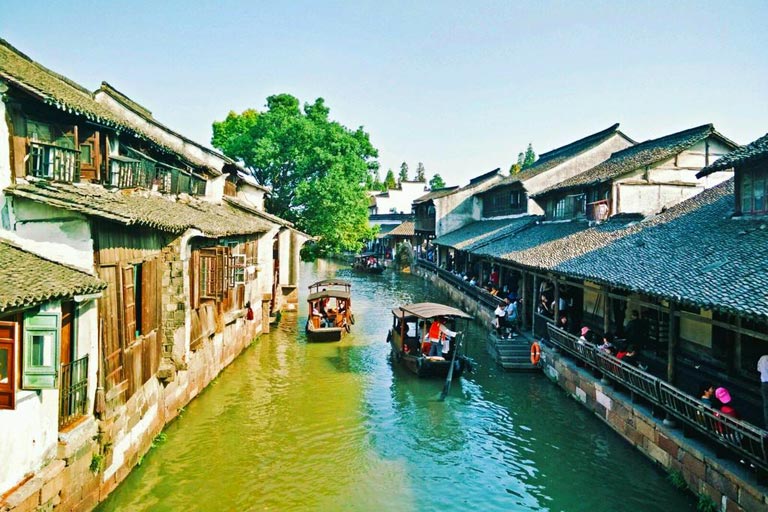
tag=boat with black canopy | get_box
[387,302,472,378]
[351,252,385,274]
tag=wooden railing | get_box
[547,324,768,471]
[587,199,610,222]
[418,259,502,310]
[28,141,80,182]
[59,355,89,428]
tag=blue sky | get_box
[2,1,766,186]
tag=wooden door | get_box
[0,321,17,409]
[60,301,73,366]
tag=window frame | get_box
[22,312,60,390]
[0,321,16,410]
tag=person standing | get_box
[758,354,768,428]
[428,317,457,357]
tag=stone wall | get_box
[416,266,768,512]
[540,346,768,512]
[0,312,263,512]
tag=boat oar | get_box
[439,332,463,401]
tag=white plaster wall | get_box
[4,200,94,272]
[375,182,427,214]
[278,229,291,285]
[76,300,100,413]
[617,183,704,215]
[435,175,504,237]
[238,184,266,210]
[204,174,226,203]
[0,100,11,193]
[257,227,279,297]
[524,134,634,194]
[0,302,61,494]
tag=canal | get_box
[96,260,695,512]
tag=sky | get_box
[2,0,767,186]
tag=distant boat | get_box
[306,279,354,342]
[387,302,472,378]
[351,253,385,274]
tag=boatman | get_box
[428,317,458,358]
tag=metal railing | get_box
[547,324,768,471]
[28,141,81,182]
[59,354,89,428]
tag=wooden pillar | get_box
[603,288,611,334]
[531,274,538,334]
[553,278,560,320]
[521,270,528,329]
[667,303,678,384]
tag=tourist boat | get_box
[305,279,354,342]
[387,302,472,378]
[351,252,385,274]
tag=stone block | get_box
[74,488,99,512]
[738,486,767,512]
[39,460,66,504]
[705,467,737,501]
[646,442,671,467]
[725,497,745,512]
[657,433,679,459]
[701,482,723,507]
[3,478,42,512]
[635,417,656,442]
[681,452,706,481]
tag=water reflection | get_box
[97,260,695,512]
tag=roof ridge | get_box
[99,81,153,117]
[538,123,621,161]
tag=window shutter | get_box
[141,258,158,334]
[122,265,137,346]
[190,250,200,309]
[0,321,16,409]
[22,312,59,389]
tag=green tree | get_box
[415,162,426,182]
[211,94,378,254]
[399,162,409,185]
[509,162,522,174]
[522,143,536,169]
[383,169,397,190]
[429,173,446,189]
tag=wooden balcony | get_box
[27,141,80,183]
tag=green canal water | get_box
[96,260,695,512]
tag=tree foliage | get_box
[522,143,536,169]
[211,94,378,254]
[383,169,397,190]
[399,162,409,185]
[429,173,446,189]
[415,162,426,182]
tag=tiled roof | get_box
[0,240,105,312]
[386,221,415,237]
[6,182,272,237]
[0,39,219,175]
[535,124,735,197]
[471,179,768,319]
[488,124,630,195]
[223,196,293,227]
[698,132,768,177]
[433,216,537,251]
[413,186,460,204]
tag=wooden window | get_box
[200,247,230,299]
[121,265,137,346]
[740,166,768,215]
[0,321,16,410]
[22,312,59,389]
[140,258,161,335]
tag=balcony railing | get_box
[59,354,89,428]
[28,141,81,182]
[546,324,768,471]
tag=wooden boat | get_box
[387,302,472,378]
[351,253,385,274]
[305,279,354,342]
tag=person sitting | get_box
[469,276,477,286]
[578,326,590,345]
[598,333,614,354]
[311,302,324,328]
[699,383,715,406]
[557,315,569,333]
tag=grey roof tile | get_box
[0,240,105,312]
[698,132,768,177]
[434,216,537,251]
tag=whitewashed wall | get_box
[374,182,427,214]
[0,302,62,494]
[435,175,504,236]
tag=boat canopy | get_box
[308,279,351,289]
[308,290,351,301]
[392,302,473,320]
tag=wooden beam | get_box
[667,303,678,385]
[531,274,538,334]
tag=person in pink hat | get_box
[715,387,739,419]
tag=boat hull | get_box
[306,323,345,342]
[391,344,467,378]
